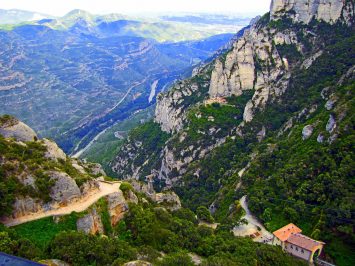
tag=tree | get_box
[196,206,214,223]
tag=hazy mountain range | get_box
[0,8,250,155]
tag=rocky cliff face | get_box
[209,24,290,122]
[0,115,103,220]
[111,0,354,202]
[154,71,211,134]
[270,0,354,25]
[76,208,104,234]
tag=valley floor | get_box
[2,180,121,227]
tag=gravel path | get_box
[233,196,273,243]
[3,181,121,227]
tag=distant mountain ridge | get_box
[0,9,53,24]
[0,8,251,42]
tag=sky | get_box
[0,0,271,16]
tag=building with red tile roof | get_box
[272,223,325,264]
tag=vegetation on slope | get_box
[0,200,306,266]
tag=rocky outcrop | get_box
[270,0,353,25]
[12,196,43,219]
[76,208,104,234]
[130,180,181,210]
[208,23,290,123]
[43,138,66,161]
[155,81,201,133]
[302,125,314,140]
[0,120,37,142]
[155,192,181,211]
[106,191,128,226]
[326,114,336,133]
[48,171,81,204]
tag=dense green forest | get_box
[110,18,355,265]
[0,199,306,266]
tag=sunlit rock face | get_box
[270,0,352,25]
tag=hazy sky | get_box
[0,0,271,16]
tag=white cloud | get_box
[0,0,271,16]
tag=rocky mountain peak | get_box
[270,0,354,25]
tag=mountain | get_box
[110,1,355,265]
[0,115,307,266]
[0,19,235,156]
[0,9,251,42]
[0,9,53,25]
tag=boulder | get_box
[326,114,336,133]
[302,125,314,140]
[0,120,37,142]
[48,171,81,204]
[76,208,104,234]
[317,134,324,143]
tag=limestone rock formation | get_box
[48,171,81,204]
[76,208,104,234]
[0,119,37,142]
[12,196,43,219]
[43,138,66,161]
[208,23,290,122]
[155,191,182,211]
[106,191,128,226]
[302,125,314,140]
[270,0,353,25]
[155,81,201,133]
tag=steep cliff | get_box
[270,0,354,25]
[111,1,354,263]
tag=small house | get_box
[272,223,325,264]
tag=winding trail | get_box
[3,181,121,227]
[233,196,273,243]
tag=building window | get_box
[301,249,304,253]
[296,247,299,251]
[291,245,293,249]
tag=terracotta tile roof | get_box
[286,233,325,251]
[273,223,302,242]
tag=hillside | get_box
[110,1,355,265]
[0,117,307,266]
[0,20,236,155]
[0,114,106,219]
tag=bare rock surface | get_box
[48,171,81,204]
[270,0,350,24]
[43,138,66,161]
[76,208,104,234]
[106,191,128,226]
[0,120,37,142]
[302,125,314,140]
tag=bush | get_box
[196,206,214,223]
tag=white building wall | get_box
[285,242,311,261]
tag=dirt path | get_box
[3,181,121,227]
[233,195,273,243]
